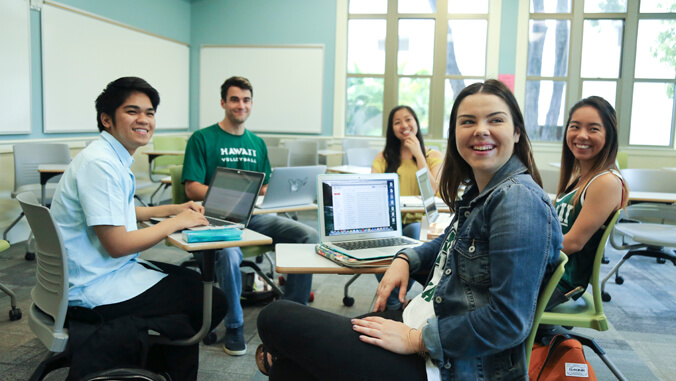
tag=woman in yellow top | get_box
[372,105,444,239]
[372,105,443,310]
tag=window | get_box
[523,0,676,148]
[344,0,496,138]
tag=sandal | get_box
[255,344,273,376]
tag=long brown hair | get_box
[383,106,427,173]
[558,96,628,208]
[439,79,541,212]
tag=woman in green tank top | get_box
[546,96,629,310]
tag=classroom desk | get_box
[662,167,676,171]
[629,191,676,204]
[253,196,317,215]
[275,243,387,275]
[142,150,185,166]
[327,165,371,175]
[37,164,69,206]
[547,191,676,204]
[143,150,184,205]
[318,149,344,157]
[147,224,272,345]
[400,196,451,214]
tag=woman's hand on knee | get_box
[351,317,417,355]
[373,259,410,312]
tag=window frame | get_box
[336,0,501,139]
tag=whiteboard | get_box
[41,3,189,133]
[0,0,31,135]
[200,45,324,134]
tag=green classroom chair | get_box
[525,252,568,367]
[539,210,626,380]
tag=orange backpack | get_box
[529,334,597,381]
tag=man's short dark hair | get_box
[95,77,160,132]
[220,76,253,101]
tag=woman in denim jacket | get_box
[256,80,563,381]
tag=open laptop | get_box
[317,173,421,260]
[416,167,440,224]
[200,167,265,229]
[256,165,326,209]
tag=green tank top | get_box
[555,170,621,297]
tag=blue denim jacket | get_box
[399,156,563,381]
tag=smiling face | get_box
[566,105,607,170]
[101,91,155,155]
[391,108,418,141]
[455,93,520,190]
[221,86,252,126]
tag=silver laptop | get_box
[256,165,326,209]
[416,167,439,224]
[201,167,265,229]
[317,173,421,260]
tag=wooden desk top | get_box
[275,243,388,274]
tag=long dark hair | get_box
[383,105,427,173]
[558,96,628,208]
[439,79,541,211]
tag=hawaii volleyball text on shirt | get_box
[219,147,259,164]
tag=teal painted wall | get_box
[189,0,337,135]
[499,0,520,75]
[4,0,191,141]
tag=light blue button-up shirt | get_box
[51,131,166,308]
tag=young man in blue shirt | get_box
[50,76,227,380]
[182,76,316,356]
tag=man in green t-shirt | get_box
[182,76,315,356]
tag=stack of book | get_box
[315,244,393,268]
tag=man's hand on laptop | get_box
[173,200,205,215]
[373,254,410,312]
[172,208,209,231]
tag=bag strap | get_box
[536,334,574,381]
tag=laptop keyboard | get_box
[333,237,416,251]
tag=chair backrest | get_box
[525,252,568,366]
[621,203,676,225]
[13,143,71,191]
[616,151,628,169]
[262,136,281,147]
[539,168,560,195]
[345,147,380,167]
[341,139,371,151]
[541,209,621,331]
[621,168,676,193]
[285,140,318,166]
[152,136,186,171]
[16,192,69,352]
[170,165,189,204]
[268,146,290,168]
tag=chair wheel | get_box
[601,256,610,264]
[25,251,35,261]
[615,276,624,285]
[255,254,263,264]
[343,296,354,307]
[9,307,22,321]
[657,257,666,264]
[308,291,315,303]
[278,276,286,286]
[202,331,218,345]
[602,292,611,302]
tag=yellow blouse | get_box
[372,153,443,224]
